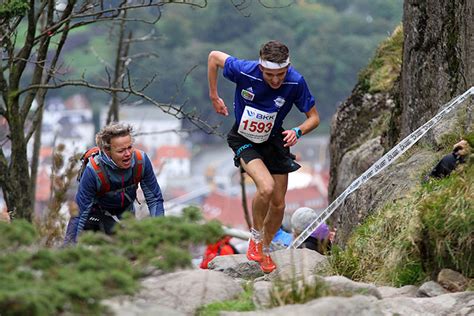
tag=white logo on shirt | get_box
[274,96,286,108]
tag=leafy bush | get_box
[0,219,38,250]
[0,246,136,315]
[0,0,29,19]
[78,211,223,271]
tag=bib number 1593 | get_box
[241,120,273,133]
[238,106,276,143]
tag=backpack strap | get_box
[77,147,100,182]
[90,155,111,196]
[132,149,144,185]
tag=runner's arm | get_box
[208,51,230,116]
[283,106,320,147]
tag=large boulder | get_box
[104,269,243,315]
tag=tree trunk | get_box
[8,112,32,220]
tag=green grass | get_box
[329,132,473,285]
[196,284,255,316]
[419,163,473,277]
[359,24,403,93]
[270,277,333,307]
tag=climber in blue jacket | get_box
[64,122,164,244]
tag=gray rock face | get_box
[401,0,474,138]
[263,248,329,282]
[102,248,473,315]
[329,91,396,200]
[252,281,273,308]
[208,254,264,279]
[208,249,329,282]
[377,291,474,316]
[328,0,473,245]
[335,136,385,197]
[222,295,382,316]
[333,149,435,244]
[323,275,382,299]
[221,291,474,316]
[377,285,418,298]
[417,281,450,297]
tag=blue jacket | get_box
[65,150,164,243]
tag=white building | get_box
[41,94,95,155]
[100,104,183,150]
[153,145,191,178]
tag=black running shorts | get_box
[227,124,301,174]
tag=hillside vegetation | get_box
[329,131,473,287]
[0,207,223,315]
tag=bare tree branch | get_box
[24,8,74,138]
[34,0,208,43]
[20,79,224,137]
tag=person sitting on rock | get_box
[426,139,470,180]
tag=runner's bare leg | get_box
[263,174,288,246]
[240,158,274,232]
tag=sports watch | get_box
[292,127,302,139]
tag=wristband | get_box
[292,127,302,139]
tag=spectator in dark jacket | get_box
[427,139,470,179]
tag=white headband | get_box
[259,57,290,69]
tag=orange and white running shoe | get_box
[260,252,276,273]
[246,238,263,262]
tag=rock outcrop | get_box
[103,250,474,315]
[328,0,474,244]
[400,0,474,138]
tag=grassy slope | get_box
[330,134,473,286]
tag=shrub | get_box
[0,206,225,314]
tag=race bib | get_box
[238,106,276,143]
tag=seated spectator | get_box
[426,139,470,179]
[291,207,335,254]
